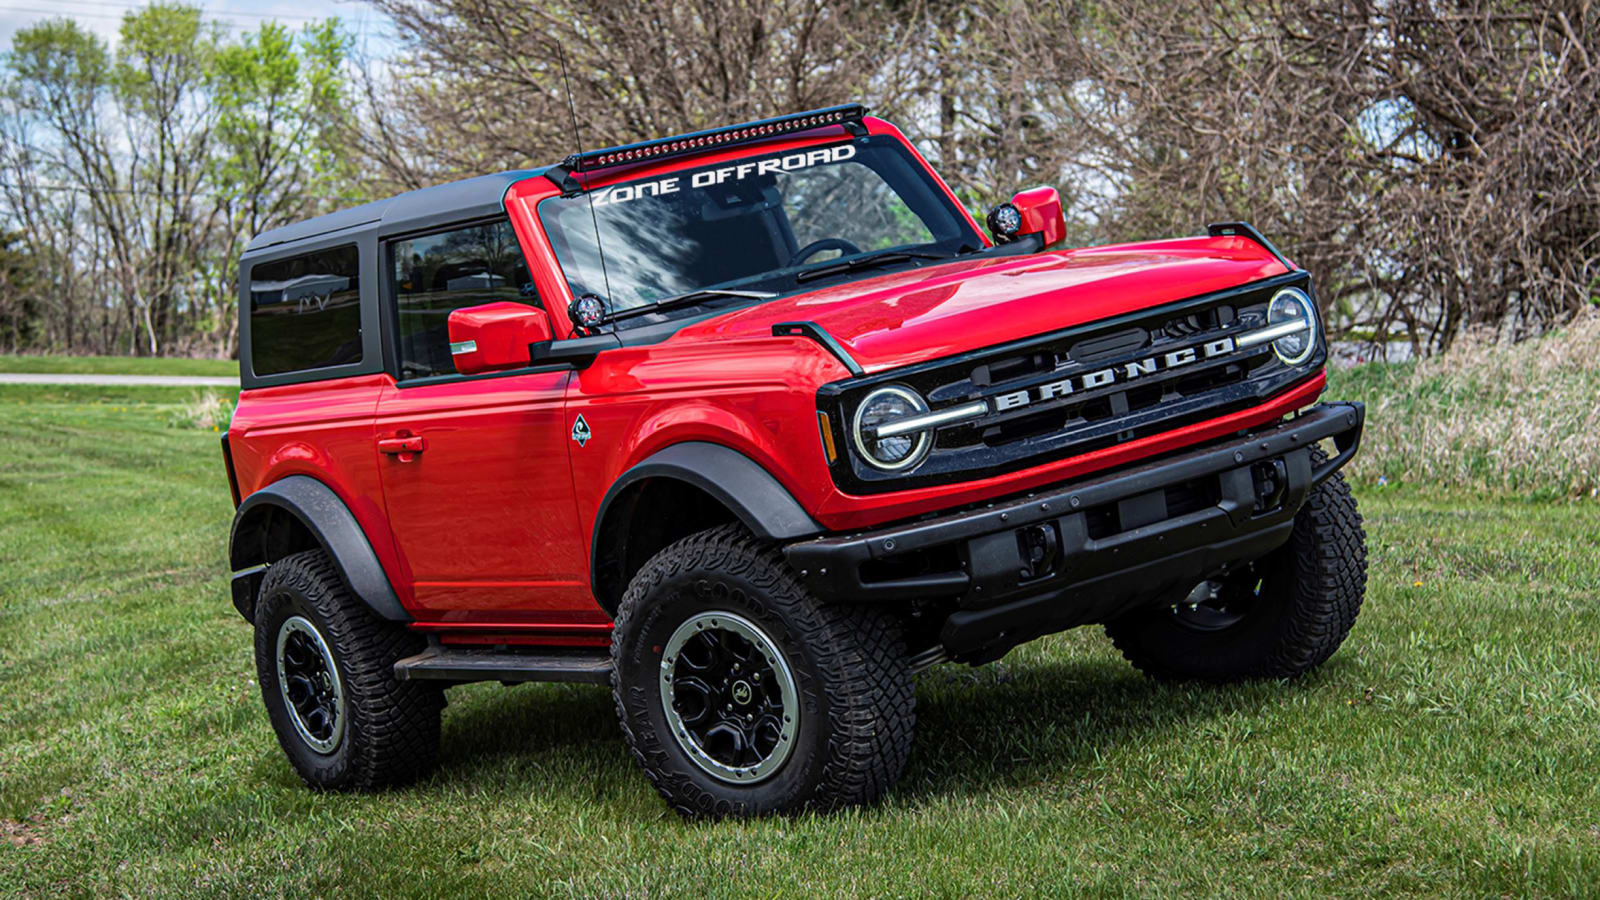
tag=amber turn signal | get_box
[817,411,838,464]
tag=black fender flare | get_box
[228,474,410,623]
[590,442,822,606]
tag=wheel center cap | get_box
[730,680,753,705]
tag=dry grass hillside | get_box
[1333,309,1600,499]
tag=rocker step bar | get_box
[393,647,613,685]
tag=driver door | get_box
[373,220,598,628]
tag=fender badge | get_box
[571,414,592,447]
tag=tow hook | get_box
[1251,458,1288,512]
[1015,522,1061,582]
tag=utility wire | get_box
[0,179,366,203]
[24,0,331,20]
[0,3,339,29]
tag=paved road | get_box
[0,373,238,387]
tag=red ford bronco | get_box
[225,104,1366,817]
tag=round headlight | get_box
[1267,287,1318,365]
[851,386,931,471]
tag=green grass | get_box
[0,354,237,377]
[2,384,1598,897]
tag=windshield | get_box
[538,135,981,326]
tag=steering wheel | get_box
[787,238,863,269]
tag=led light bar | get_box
[551,104,868,184]
[873,401,989,439]
[1234,317,1311,348]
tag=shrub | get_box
[168,390,234,431]
[1332,310,1600,498]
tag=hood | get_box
[678,235,1291,374]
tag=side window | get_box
[389,219,535,380]
[248,244,363,377]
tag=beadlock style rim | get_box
[659,611,800,784]
[275,615,346,754]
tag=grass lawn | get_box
[0,354,237,377]
[1,382,1596,897]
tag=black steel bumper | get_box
[784,402,1364,662]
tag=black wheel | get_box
[1104,462,1367,682]
[254,549,443,789]
[611,524,914,818]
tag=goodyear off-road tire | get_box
[254,549,443,789]
[1104,461,1367,682]
[611,524,914,818]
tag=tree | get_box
[0,4,361,356]
[361,0,923,190]
[364,0,1599,352]
[0,230,43,351]
[0,18,122,352]
[207,19,362,355]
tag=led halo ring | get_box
[851,385,933,471]
[1266,287,1319,366]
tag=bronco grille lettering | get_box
[994,335,1237,414]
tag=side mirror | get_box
[447,302,552,376]
[985,186,1066,248]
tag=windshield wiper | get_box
[603,288,777,324]
[794,249,955,284]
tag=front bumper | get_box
[784,401,1364,662]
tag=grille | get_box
[938,347,1266,452]
[821,272,1323,494]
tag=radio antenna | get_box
[556,42,614,314]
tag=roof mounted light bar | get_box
[545,103,869,195]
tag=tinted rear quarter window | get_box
[248,245,363,377]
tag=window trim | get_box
[379,214,545,387]
[246,243,365,379]
[238,227,384,390]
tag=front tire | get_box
[1104,464,1367,682]
[254,549,444,790]
[611,524,914,818]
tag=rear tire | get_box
[611,524,914,818]
[254,549,443,790]
[1104,463,1367,682]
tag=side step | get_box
[393,647,613,685]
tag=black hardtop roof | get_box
[244,167,549,254]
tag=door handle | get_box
[378,435,425,461]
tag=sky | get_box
[0,0,396,54]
